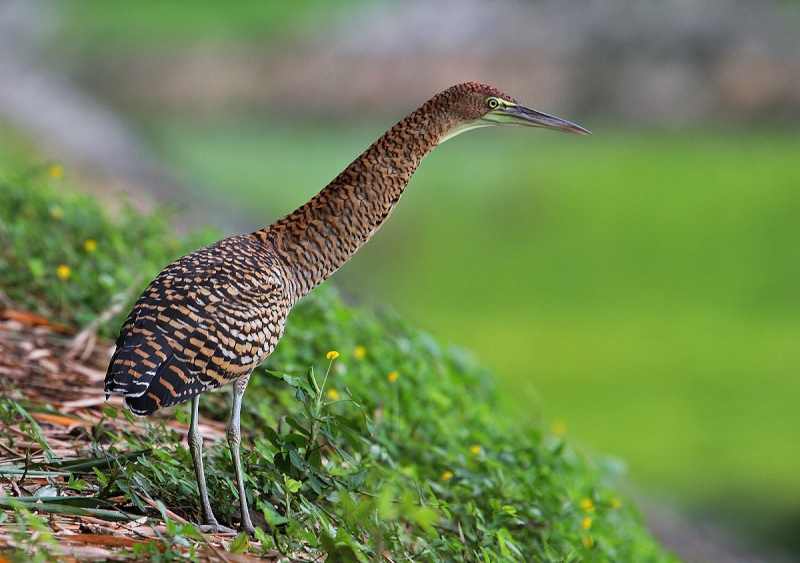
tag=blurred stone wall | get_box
[73,0,800,124]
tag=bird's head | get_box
[437,82,591,143]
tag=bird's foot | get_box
[196,522,238,535]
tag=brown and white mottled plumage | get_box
[105,82,590,534]
[106,236,289,414]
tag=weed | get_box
[0,504,62,562]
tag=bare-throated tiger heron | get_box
[105,82,591,534]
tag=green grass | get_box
[0,158,676,561]
[57,0,358,53]
[0,165,216,336]
[148,120,800,547]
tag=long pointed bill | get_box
[482,104,592,135]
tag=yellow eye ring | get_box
[486,97,500,109]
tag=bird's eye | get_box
[486,97,500,109]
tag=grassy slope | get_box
[0,139,678,560]
[151,121,800,537]
[38,0,800,551]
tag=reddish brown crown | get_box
[430,82,518,123]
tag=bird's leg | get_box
[228,377,255,535]
[188,396,235,533]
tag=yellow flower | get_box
[582,536,594,548]
[47,164,64,179]
[610,498,622,510]
[327,389,340,400]
[469,444,481,455]
[354,345,366,360]
[551,419,567,436]
[579,498,595,513]
[387,371,399,383]
[581,517,592,530]
[83,239,98,252]
[326,350,339,360]
[50,206,64,220]
[56,265,71,280]
[441,471,454,480]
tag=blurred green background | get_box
[2,0,799,559]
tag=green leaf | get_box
[306,366,321,395]
[284,476,302,494]
[92,467,108,487]
[0,497,137,520]
[53,450,151,473]
[67,476,89,491]
[284,416,310,437]
[288,449,306,472]
[345,469,367,492]
[229,532,250,553]
[282,374,302,388]
[262,425,281,447]
[265,369,289,380]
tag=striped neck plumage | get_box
[260,98,451,301]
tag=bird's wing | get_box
[105,261,291,415]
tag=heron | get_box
[104,82,591,534]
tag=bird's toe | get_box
[196,522,238,535]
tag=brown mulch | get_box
[0,306,278,561]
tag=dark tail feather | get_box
[104,333,168,393]
[106,330,219,415]
[123,359,210,415]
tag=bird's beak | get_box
[482,103,592,135]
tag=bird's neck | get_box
[257,100,451,301]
